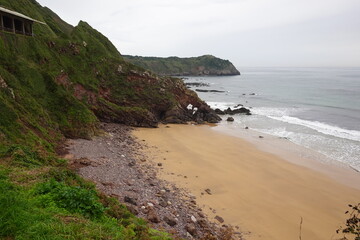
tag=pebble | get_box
[69,123,235,239]
[214,215,225,223]
[159,199,168,207]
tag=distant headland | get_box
[123,54,240,76]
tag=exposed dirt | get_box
[63,123,241,240]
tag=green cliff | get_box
[0,0,220,239]
[124,55,241,76]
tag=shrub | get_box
[34,179,105,219]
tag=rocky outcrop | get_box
[54,67,221,128]
[215,107,251,115]
[195,89,226,93]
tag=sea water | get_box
[183,67,360,171]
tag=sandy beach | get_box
[133,124,360,240]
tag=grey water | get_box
[184,67,360,171]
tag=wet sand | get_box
[133,124,360,240]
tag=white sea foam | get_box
[251,107,360,142]
[253,127,360,171]
[269,116,360,142]
[251,107,300,117]
[207,101,236,110]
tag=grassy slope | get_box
[123,55,240,76]
[0,0,176,239]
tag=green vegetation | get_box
[124,55,240,76]
[0,0,197,238]
[0,165,171,240]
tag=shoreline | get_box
[64,123,236,239]
[212,122,360,191]
[133,123,360,240]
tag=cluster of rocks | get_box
[66,123,240,239]
[215,107,251,116]
[195,89,226,93]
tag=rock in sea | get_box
[226,117,234,122]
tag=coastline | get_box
[212,122,360,191]
[133,123,360,240]
[64,123,235,239]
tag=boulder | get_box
[214,108,225,115]
[163,215,177,226]
[124,196,137,206]
[147,208,160,223]
[185,223,197,236]
[195,89,226,93]
[224,107,251,115]
[226,117,234,122]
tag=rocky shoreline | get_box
[63,123,241,240]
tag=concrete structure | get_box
[0,6,45,36]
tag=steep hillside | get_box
[124,55,240,76]
[0,0,220,144]
[0,0,220,239]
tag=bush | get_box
[34,179,105,219]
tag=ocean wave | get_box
[255,127,360,170]
[251,107,360,142]
[207,101,237,110]
[251,107,301,117]
[269,115,360,142]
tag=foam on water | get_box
[251,107,301,118]
[255,127,360,171]
[269,115,360,142]
[251,107,360,142]
[207,101,237,110]
[187,69,360,172]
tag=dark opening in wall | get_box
[14,18,23,33]
[24,22,32,35]
[2,15,13,31]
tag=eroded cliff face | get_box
[54,66,220,128]
[123,55,240,76]
[0,5,220,145]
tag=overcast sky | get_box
[36,0,360,68]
